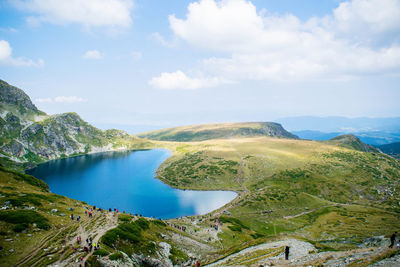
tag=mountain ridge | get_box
[138,121,298,141]
[324,134,380,153]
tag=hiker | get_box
[196,260,200,267]
[285,246,290,260]
[389,232,397,248]
[71,214,74,220]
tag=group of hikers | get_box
[167,223,187,232]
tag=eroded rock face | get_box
[0,80,39,114]
[2,141,25,157]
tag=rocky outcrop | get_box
[0,80,41,115]
[326,134,380,153]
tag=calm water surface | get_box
[27,149,237,219]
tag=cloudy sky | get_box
[1,0,400,130]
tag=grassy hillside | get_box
[0,166,216,266]
[138,122,298,142]
[155,137,400,262]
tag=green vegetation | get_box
[109,252,124,261]
[169,245,189,265]
[93,248,110,257]
[0,210,50,230]
[101,218,166,257]
[220,216,250,232]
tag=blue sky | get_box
[1,0,400,130]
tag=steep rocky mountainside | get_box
[324,134,380,153]
[0,80,148,168]
[138,122,298,141]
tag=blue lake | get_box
[27,149,237,219]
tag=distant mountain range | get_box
[276,116,400,133]
[292,130,400,146]
[274,116,400,146]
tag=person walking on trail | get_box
[285,246,290,260]
[389,232,397,248]
[196,259,200,267]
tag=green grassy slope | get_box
[155,137,400,261]
[138,122,298,141]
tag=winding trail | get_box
[206,239,315,266]
[49,211,119,267]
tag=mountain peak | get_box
[327,134,380,153]
[0,79,41,115]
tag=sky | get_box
[1,0,400,131]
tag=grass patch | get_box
[109,252,124,261]
[93,248,110,257]
[169,246,189,265]
[0,210,50,230]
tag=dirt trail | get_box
[51,211,119,267]
[206,239,314,266]
[81,212,118,263]
[206,238,397,267]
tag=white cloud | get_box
[331,0,400,41]
[151,0,400,87]
[55,96,88,103]
[34,96,88,103]
[149,70,226,90]
[0,40,44,67]
[83,50,104,59]
[12,0,134,28]
[130,51,142,60]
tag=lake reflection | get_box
[27,149,237,219]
